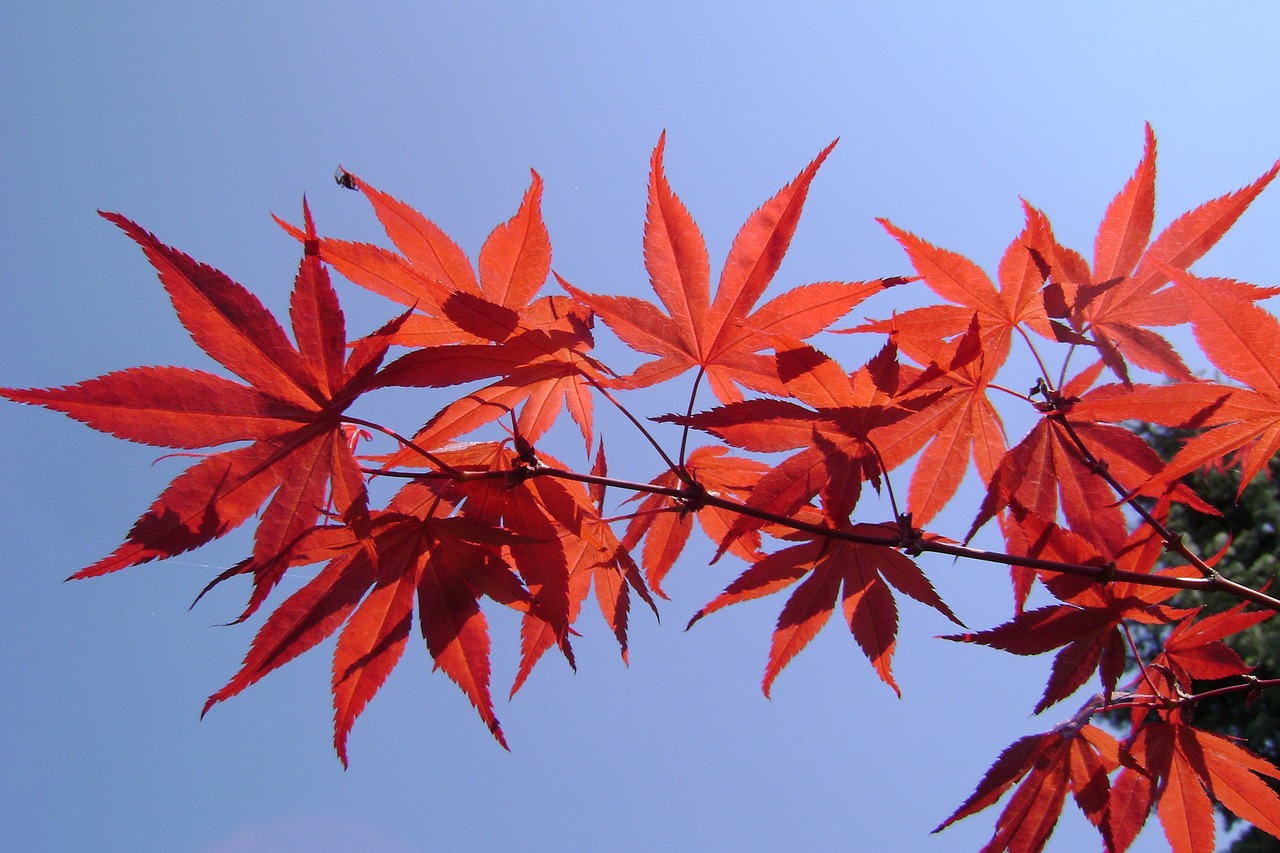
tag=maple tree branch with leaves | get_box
[5,127,1280,852]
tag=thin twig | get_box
[580,373,688,481]
[341,416,462,477]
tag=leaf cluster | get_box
[6,127,1280,851]
[1126,424,1280,851]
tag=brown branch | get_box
[366,457,1280,611]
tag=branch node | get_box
[676,479,709,516]
[897,512,923,556]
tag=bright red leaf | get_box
[935,720,1120,853]
[560,133,884,403]
[689,523,960,697]
[2,206,401,615]
[1036,126,1279,383]
[1124,718,1280,853]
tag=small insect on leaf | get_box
[334,167,357,190]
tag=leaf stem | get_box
[341,416,462,477]
[1015,325,1057,391]
[580,372,690,483]
[1120,621,1163,702]
[678,366,707,470]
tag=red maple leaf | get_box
[688,522,960,696]
[1117,603,1276,733]
[1033,125,1279,384]
[944,510,1191,714]
[284,175,604,452]
[1133,264,1280,494]
[508,444,658,695]
[1159,603,1274,685]
[368,312,605,463]
[664,338,940,556]
[863,200,1056,371]
[200,480,535,763]
[415,441,656,695]
[2,206,402,615]
[300,170,553,346]
[936,719,1120,853]
[1121,717,1280,853]
[865,316,1009,525]
[968,359,1211,567]
[560,133,884,403]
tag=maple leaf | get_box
[868,316,1009,525]
[1122,718,1280,853]
[1159,603,1274,685]
[419,441,656,694]
[509,445,658,695]
[968,360,1210,564]
[688,523,960,697]
[560,133,884,403]
[295,170,552,346]
[843,240,1035,526]
[862,201,1056,371]
[372,310,605,455]
[1125,264,1280,495]
[664,339,940,555]
[936,720,1120,853]
[1116,603,1277,733]
[945,507,1210,714]
[283,175,605,452]
[200,480,535,763]
[1034,125,1279,384]
[2,206,401,615]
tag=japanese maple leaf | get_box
[1117,603,1277,733]
[865,316,1009,525]
[688,523,960,697]
[284,176,605,451]
[372,314,605,455]
[861,200,1056,371]
[967,359,1211,561]
[996,485,1194,613]
[1125,264,1280,495]
[429,441,655,693]
[936,719,1120,853]
[297,170,552,347]
[663,339,940,557]
[1159,603,1274,685]
[1122,717,1280,853]
[1034,125,1279,384]
[200,480,534,764]
[509,445,658,695]
[2,206,399,611]
[560,133,884,403]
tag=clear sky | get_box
[3,3,1278,851]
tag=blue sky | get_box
[3,3,1278,851]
